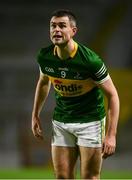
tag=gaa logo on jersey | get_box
[45,67,54,73]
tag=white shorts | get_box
[51,118,106,148]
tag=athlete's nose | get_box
[54,25,61,32]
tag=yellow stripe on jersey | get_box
[49,76,96,97]
[53,41,78,58]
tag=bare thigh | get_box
[79,146,102,179]
[51,146,78,179]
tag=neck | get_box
[56,39,75,60]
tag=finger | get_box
[36,129,43,140]
[32,122,38,133]
[37,134,43,140]
[32,122,43,140]
[102,153,109,159]
[102,143,105,153]
[102,144,110,159]
[107,146,113,155]
[103,144,108,154]
[102,147,110,159]
[37,132,43,139]
[34,133,43,140]
[109,146,115,156]
[38,128,42,134]
[32,127,37,137]
[102,147,115,159]
[107,143,116,154]
[36,125,42,134]
[32,127,40,139]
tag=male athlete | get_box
[31,9,120,179]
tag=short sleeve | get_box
[88,50,110,84]
[37,48,44,64]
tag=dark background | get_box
[0,0,132,170]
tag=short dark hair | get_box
[50,9,77,27]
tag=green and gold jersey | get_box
[37,42,109,123]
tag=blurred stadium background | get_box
[0,0,132,178]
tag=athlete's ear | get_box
[72,26,77,36]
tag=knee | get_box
[55,172,74,179]
[53,163,75,179]
[81,171,100,179]
[54,167,74,179]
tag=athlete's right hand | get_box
[32,116,43,140]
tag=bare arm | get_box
[31,73,51,140]
[98,76,120,158]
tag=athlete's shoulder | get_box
[38,44,54,56]
[77,43,104,68]
[78,43,99,61]
[77,42,109,82]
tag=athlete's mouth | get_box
[53,35,62,39]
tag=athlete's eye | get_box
[50,24,56,29]
[59,24,67,29]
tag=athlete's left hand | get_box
[102,135,116,159]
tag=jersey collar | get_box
[53,41,78,58]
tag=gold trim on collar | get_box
[70,41,78,58]
[53,46,57,56]
[53,41,78,58]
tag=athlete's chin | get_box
[53,41,63,46]
[51,39,64,46]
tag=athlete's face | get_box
[50,16,77,46]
